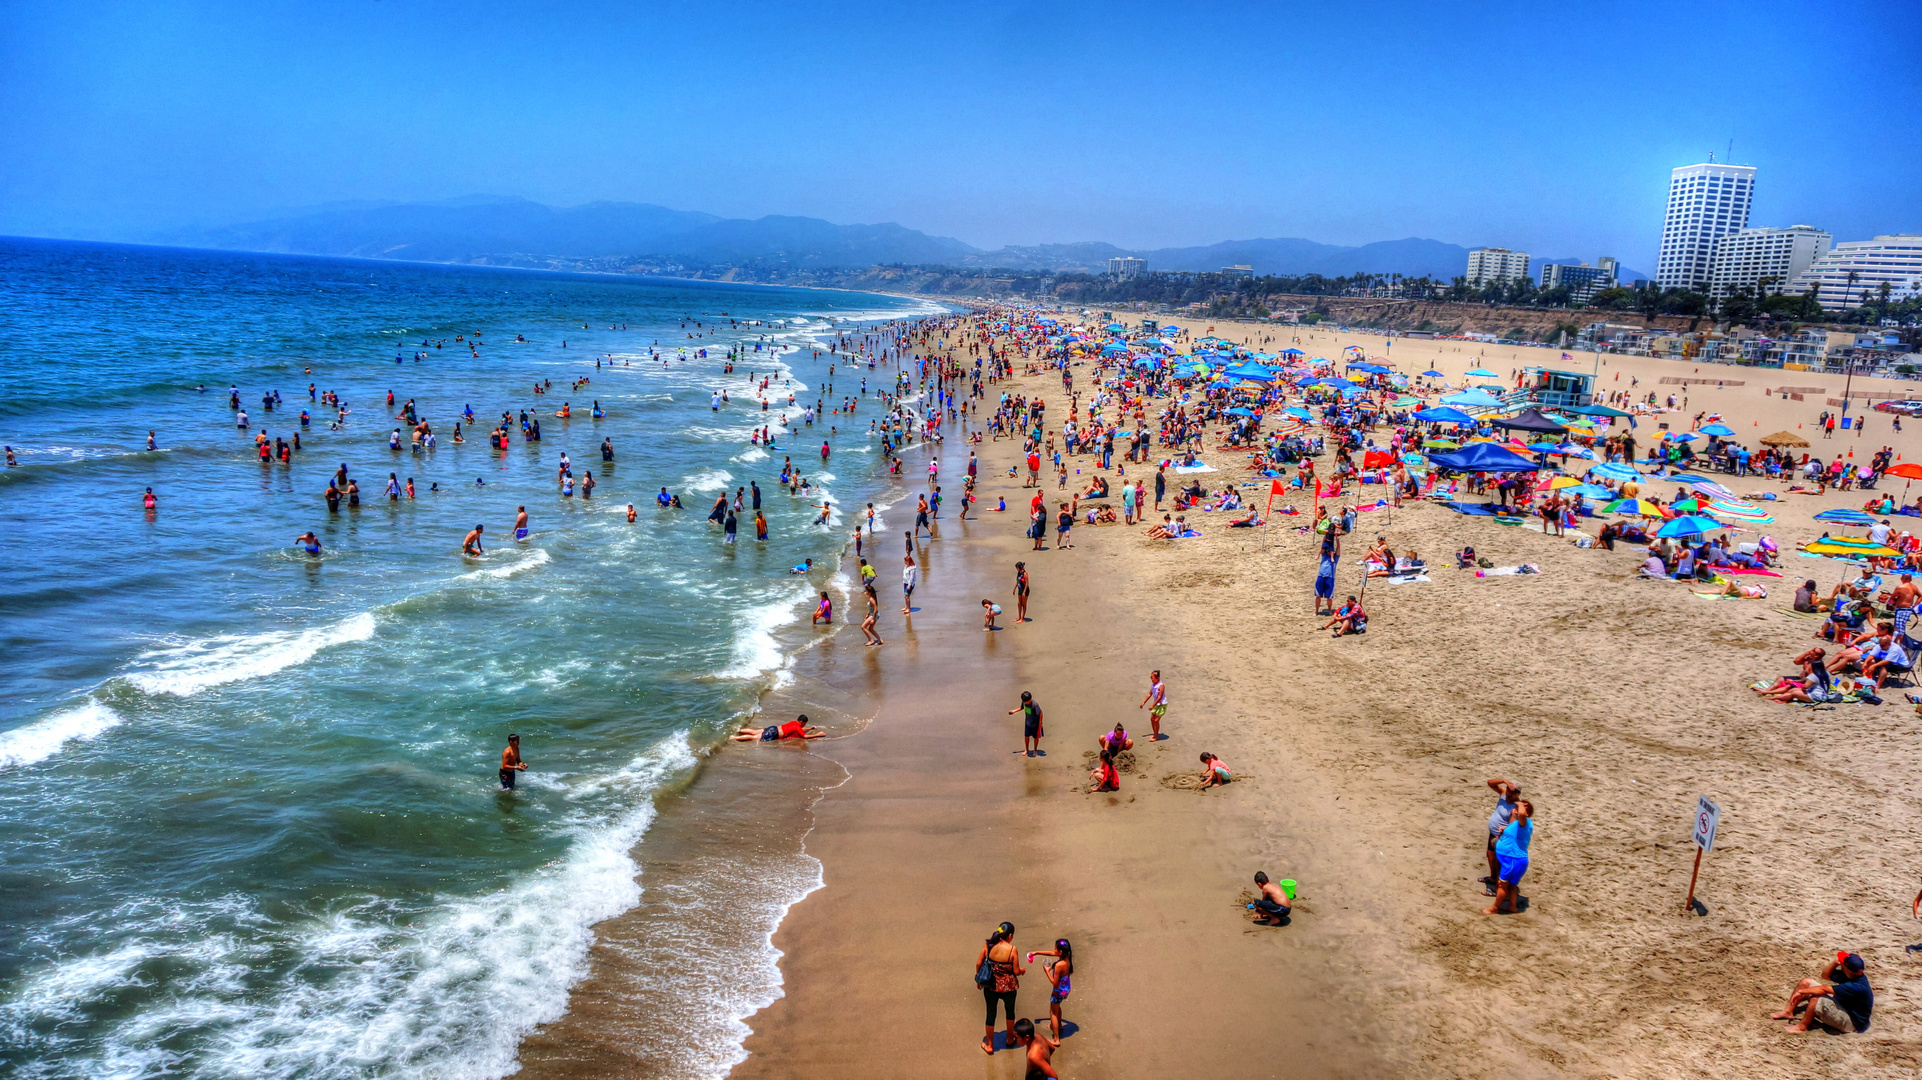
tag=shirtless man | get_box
[1250,870,1291,925]
[462,523,485,556]
[500,735,526,790]
[1890,574,1919,639]
[1010,1018,1059,1079]
[294,531,322,556]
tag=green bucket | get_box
[1279,879,1297,900]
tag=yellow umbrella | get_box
[1547,476,1583,489]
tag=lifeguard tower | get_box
[1517,367,1595,408]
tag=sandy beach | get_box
[519,312,1922,1078]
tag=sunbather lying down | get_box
[1720,579,1769,599]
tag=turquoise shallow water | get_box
[0,237,944,1078]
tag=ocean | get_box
[0,237,949,1078]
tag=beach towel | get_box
[1714,566,1782,577]
[1444,502,1503,516]
[1382,574,1431,584]
[1475,564,1542,577]
[1773,607,1828,620]
[1173,464,1217,474]
[1493,516,1526,526]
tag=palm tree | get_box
[1845,270,1861,310]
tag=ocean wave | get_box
[124,613,377,698]
[0,738,698,1080]
[730,448,769,463]
[719,584,811,680]
[465,547,551,580]
[680,468,733,494]
[0,700,123,770]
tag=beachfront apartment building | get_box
[1538,258,1618,303]
[1108,256,1146,279]
[1786,235,1922,310]
[1219,265,1255,278]
[1656,162,1756,292]
[1466,248,1529,285]
[1706,226,1832,300]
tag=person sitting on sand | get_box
[1770,953,1872,1033]
[1146,514,1176,539]
[1859,630,1911,688]
[1197,752,1232,789]
[1249,871,1290,925]
[730,715,826,742]
[1320,595,1367,637]
[1639,552,1669,578]
[1089,748,1120,792]
[1793,579,1820,612]
[1082,475,1109,498]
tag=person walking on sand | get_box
[1008,691,1042,756]
[976,923,1025,1055]
[499,734,526,790]
[1480,778,1521,896]
[861,582,884,646]
[1012,561,1031,622]
[1483,798,1533,915]
[902,554,918,614]
[1139,669,1167,740]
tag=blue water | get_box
[0,237,945,1078]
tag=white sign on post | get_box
[1692,796,1721,853]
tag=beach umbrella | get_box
[1708,500,1774,524]
[1426,443,1544,473]
[1420,369,1444,377]
[1804,536,1900,559]
[1566,403,1632,418]
[1546,476,1584,489]
[1464,367,1498,377]
[1525,441,1562,453]
[1422,438,1460,450]
[1603,497,1664,516]
[1888,463,1922,480]
[1586,462,1642,482]
[1392,395,1422,408]
[1657,515,1722,538]
[1225,407,1257,417]
[1813,508,1878,527]
[1699,423,1736,437]
[1318,377,1357,390]
[1759,430,1811,448]
[1440,388,1505,409]
[1569,483,1617,500]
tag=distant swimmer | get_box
[146,431,157,451]
[625,503,637,523]
[295,531,321,556]
[463,523,485,556]
[500,734,526,790]
[555,403,571,419]
[515,506,529,540]
[4,446,15,467]
[143,487,157,511]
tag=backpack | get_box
[975,955,995,988]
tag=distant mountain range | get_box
[159,196,1644,282]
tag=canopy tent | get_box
[1346,362,1391,374]
[1439,388,1505,409]
[1420,368,1445,377]
[1464,367,1498,378]
[1563,403,1632,418]
[1489,408,1568,435]
[1426,443,1544,473]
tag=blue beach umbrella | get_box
[1699,423,1736,437]
[1586,462,1642,482]
[1656,515,1722,538]
[1420,369,1444,377]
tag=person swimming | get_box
[294,531,321,556]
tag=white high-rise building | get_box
[1656,162,1756,292]
[1787,235,1922,310]
[1108,256,1145,279]
[1466,248,1529,285]
[1706,226,1832,300]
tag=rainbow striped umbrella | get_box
[1708,499,1773,524]
[1603,498,1665,516]
[1804,536,1899,559]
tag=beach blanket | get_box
[1494,516,1527,526]
[1475,564,1542,577]
[1173,464,1217,474]
[1715,566,1782,577]
[1382,574,1431,585]
[1444,502,1503,516]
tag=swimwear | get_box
[1050,971,1071,1003]
[514,527,529,540]
[759,725,780,742]
[499,768,516,790]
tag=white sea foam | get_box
[681,468,734,494]
[720,584,811,680]
[0,738,696,1080]
[0,700,122,770]
[467,547,551,580]
[730,447,769,463]
[125,613,377,698]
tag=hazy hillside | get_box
[161,196,1643,280]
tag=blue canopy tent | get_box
[1439,388,1505,410]
[1346,362,1391,374]
[1413,406,1478,425]
[1427,443,1545,473]
[1279,348,1304,357]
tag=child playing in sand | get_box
[1249,871,1290,925]
[1197,752,1232,789]
[982,598,1001,631]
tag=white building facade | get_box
[1466,248,1529,285]
[1706,225,1832,300]
[1108,256,1145,279]
[1656,162,1756,292]
[1787,235,1922,309]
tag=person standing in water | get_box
[462,524,485,556]
[515,506,529,540]
[143,487,157,511]
[499,734,526,790]
[294,531,321,556]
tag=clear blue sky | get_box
[3,0,1917,267]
